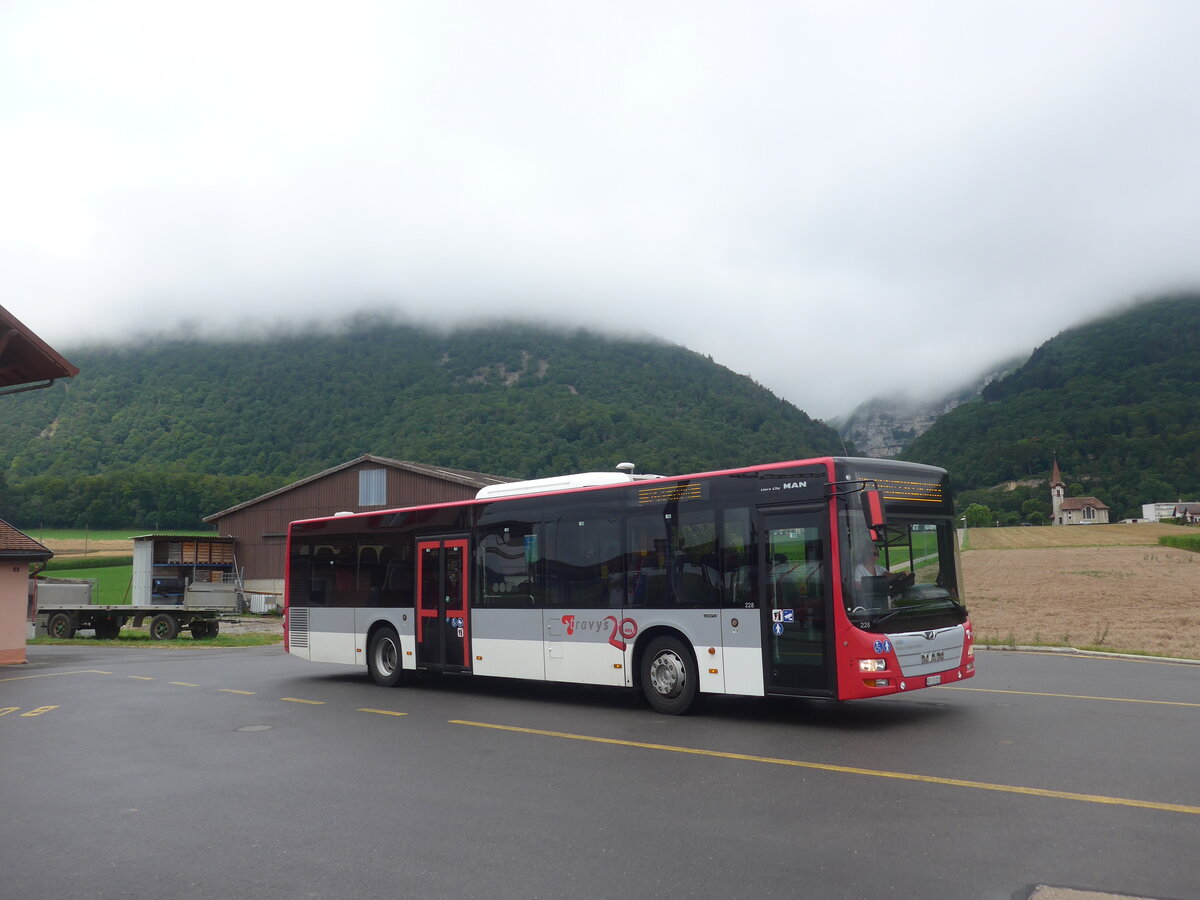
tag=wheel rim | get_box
[375,637,398,676]
[648,649,686,700]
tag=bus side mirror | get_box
[863,490,887,541]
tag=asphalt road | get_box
[2,644,1197,900]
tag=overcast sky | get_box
[3,1,1198,419]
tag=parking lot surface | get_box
[3,645,1197,899]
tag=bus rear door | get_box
[416,537,471,671]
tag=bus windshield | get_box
[842,504,966,633]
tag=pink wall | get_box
[0,565,30,665]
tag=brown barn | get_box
[203,455,513,604]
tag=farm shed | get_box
[203,455,513,603]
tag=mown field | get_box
[964,522,1192,550]
[962,523,1200,659]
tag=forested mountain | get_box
[0,318,845,528]
[901,293,1200,520]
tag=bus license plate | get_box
[926,674,942,686]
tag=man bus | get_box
[284,457,973,714]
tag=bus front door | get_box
[415,538,470,671]
[761,511,833,696]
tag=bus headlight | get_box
[858,658,887,673]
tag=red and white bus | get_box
[284,457,974,713]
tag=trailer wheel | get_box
[148,614,180,641]
[48,613,76,640]
[189,621,219,639]
[94,616,121,640]
[367,626,406,687]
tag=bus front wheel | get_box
[640,635,698,715]
[368,627,406,687]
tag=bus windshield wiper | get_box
[870,601,955,628]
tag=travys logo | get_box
[560,615,639,650]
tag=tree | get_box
[1021,498,1048,521]
[964,503,993,528]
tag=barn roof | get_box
[0,519,53,561]
[202,454,515,522]
[0,304,79,395]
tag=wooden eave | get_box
[0,519,53,561]
[0,304,79,395]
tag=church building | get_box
[1050,460,1110,525]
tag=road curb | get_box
[978,645,1200,666]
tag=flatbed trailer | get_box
[34,534,244,641]
[37,604,226,640]
[34,580,238,640]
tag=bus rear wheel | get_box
[640,635,698,715]
[368,627,406,687]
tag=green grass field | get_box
[44,563,134,605]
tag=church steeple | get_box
[1050,456,1065,524]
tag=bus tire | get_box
[149,614,180,641]
[640,635,698,715]
[367,626,405,687]
[48,613,76,640]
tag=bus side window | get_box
[479,524,540,607]
[288,541,315,607]
[627,509,719,608]
[544,517,621,609]
[329,540,358,608]
[722,508,753,608]
[377,538,413,608]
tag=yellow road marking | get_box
[219,689,256,695]
[128,675,155,681]
[450,720,1200,816]
[169,682,200,687]
[0,707,18,716]
[21,706,59,717]
[0,670,110,682]
[940,686,1200,708]
[281,697,324,705]
[358,708,407,717]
